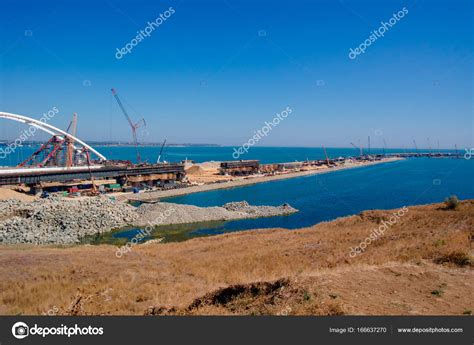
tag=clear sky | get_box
[0,0,472,148]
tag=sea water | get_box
[103,156,473,244]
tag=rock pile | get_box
[0,196,138,245]
[0,197,297,245]
[223,201,297,217]
[135,200,298,227]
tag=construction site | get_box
[0,89,465,200]
[0,89,187,198]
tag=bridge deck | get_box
[0,163,185,185]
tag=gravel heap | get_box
[0,197,297,245]
[135,200,298,227]
[222,201,295,216]
[0,196,138,245]
[0,199,22,220]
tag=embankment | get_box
[0,198,297,244]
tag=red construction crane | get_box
[111,88,146,163]
[322,145,330,165]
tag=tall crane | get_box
[322,145,330,165]
[111,88,146,163]
[157,138,167,163]
[350,142,362,157]
[413,139,418,154]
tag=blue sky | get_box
[0,0,472,148]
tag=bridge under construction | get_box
[0,111,185,194]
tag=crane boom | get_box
[322,145,330,165]
[111,88,146,163]
[413,139,418,153]
[350,142,362,157]
[157,138,167,163]
[111,88,134,128]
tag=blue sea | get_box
[107,150,472,244]
[161,157,473,238]
[0,144,461,166]
[1,146,472,243]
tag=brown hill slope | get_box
[0,200,472,315]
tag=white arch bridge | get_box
[0,111,107,164]
[0,112,186,187]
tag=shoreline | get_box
[127,157,403,202]
[0,197,298,245]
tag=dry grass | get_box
[0,200,472,315]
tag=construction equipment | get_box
[83,148,98,195]
[350,142,362,157]
[18,135,65,167]
[157,138,167,163]
[111,88,146,163]
[322,145,330,165]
